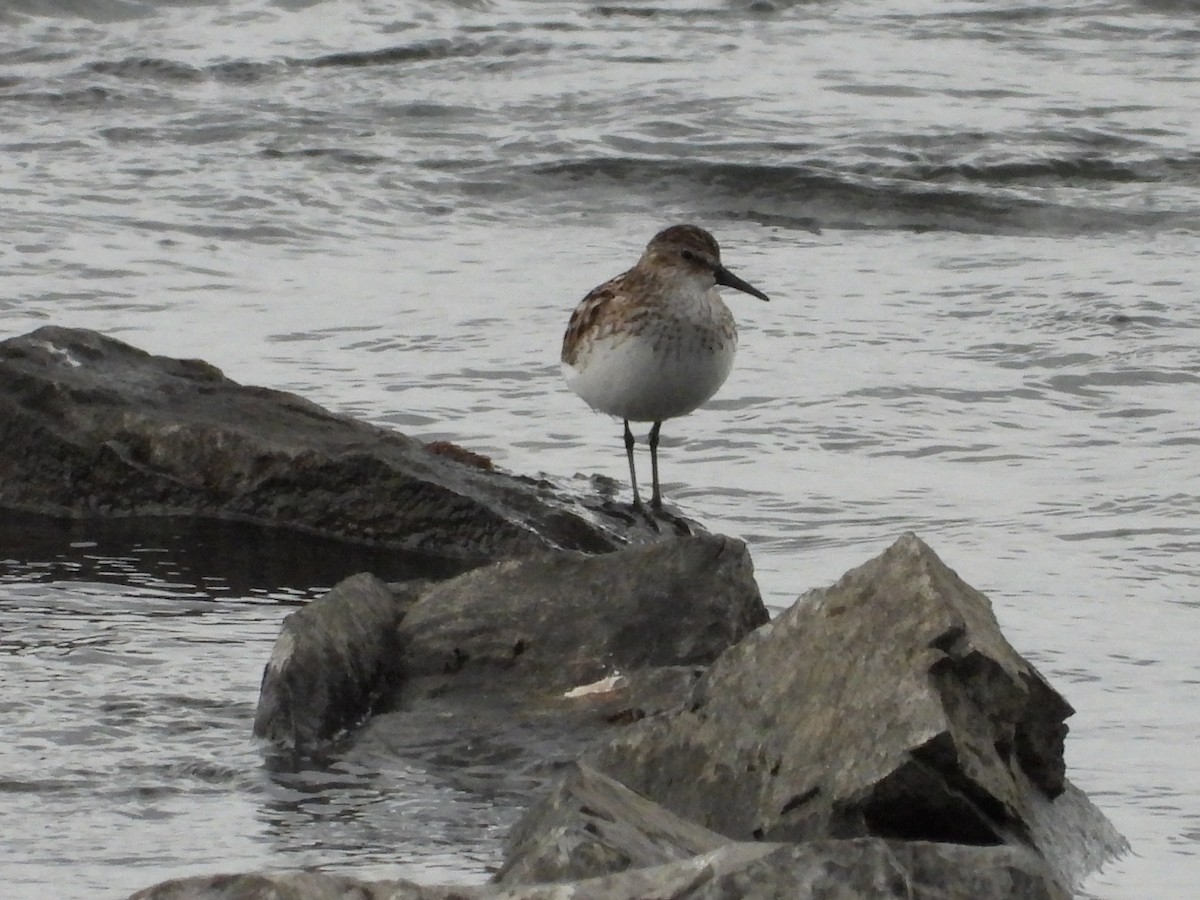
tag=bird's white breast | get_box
[564,290,737,422]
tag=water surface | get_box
[1,0,1198,897]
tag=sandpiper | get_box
[561,224,769,511]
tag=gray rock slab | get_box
[584,533,1124,886]
[670,839,1070,900]
[398,534,768,695]
[0,326,669,562]
[253,535,767,752]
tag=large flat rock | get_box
[254,534,768,752]
[397,533,767,692]
[0,326,666,562]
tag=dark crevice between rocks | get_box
[929,631,1072,801]
[863,734,1012,846]
[1015,671,1072,798]
[930,623,969,656]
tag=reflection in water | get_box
[256,697,614,884]
[0,512,468,600]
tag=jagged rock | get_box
[497,764,1070,897]
[0,326,668,563]
[580,533,1124,887]
[670,839,1071,900]
[253,535,767,752]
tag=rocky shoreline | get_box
[0,328,1128,899]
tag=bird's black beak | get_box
[714,264,770,302]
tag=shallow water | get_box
[1,0,1198,897]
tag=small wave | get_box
[209,60,280,84]
[89,57,204,83]
[0,85,116,107]
[0,0,151,25]
[304,40,474,69]
[86,55,282,84]
[914,156,1147,185]
[296,34,554,71]
[260,146,390,167]
[519,156,1199,235]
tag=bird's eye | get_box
[680,250,696,261]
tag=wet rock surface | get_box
[0,326,669,563]
[496,762,730,885]
[396,533,766,693]
[254,534,767,753]
[496,764,1072,898]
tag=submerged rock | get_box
[253,534,768,752]
[0,326,668,563]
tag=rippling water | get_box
[2,1,1198,897]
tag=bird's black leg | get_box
[623,419,642,510]
[649,420,663,510]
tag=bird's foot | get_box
[629,497,662,532]
[656,505,692,535]
[629,496,691,535]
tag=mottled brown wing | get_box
[561,272,629,366]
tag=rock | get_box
[0,326,670,563]
[580,533,1124,888]
[673,839,1071,900]
[252,573,421,751]
[496,762,729,884]
[397,533,768,695]
[252,535,767,752]
[135,534,1125,900]
[497,764,1069,897]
